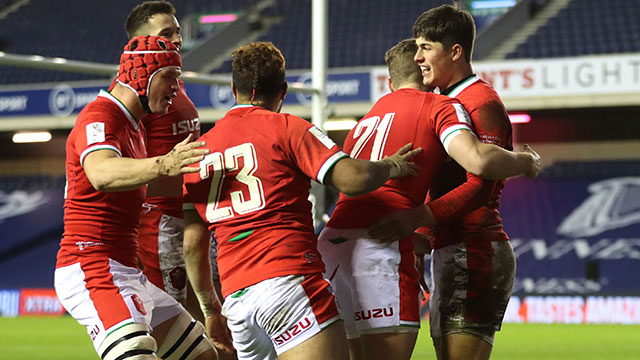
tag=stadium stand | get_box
[0,0,260,84]
[0,0,508,82]
[507,0,640,58]
[0,175,64,288]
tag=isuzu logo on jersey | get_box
[354,306,394,321]
[272,317,312,346]
[557,177,640,237]
[171,118,200,135]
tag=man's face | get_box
[148,68,180,114]
[144,13,182,50]
[414,36,454,90]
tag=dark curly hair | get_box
[232,42,286,101]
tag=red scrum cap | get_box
[117,35,181,99]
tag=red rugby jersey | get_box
[326,88,474,229]
[58,90,147,268]
[141,81,200,214]
[426,75,513,249]
[183,105,347,297]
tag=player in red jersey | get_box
[54,35,230,360]
[122,1,221,329]
[369,5,535,360]
[317,38,540,360]
[182,42,422,360]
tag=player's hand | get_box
[369,205,429,243]
[382,143,423,178]
[158,134,210,176]
[521,144,541,178]
[414,251,429,300]
[204,312,234,355]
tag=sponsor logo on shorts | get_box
[272,317,312,346]
[354,306,394,321]
[131,294,147,315]
[90,324,100,340]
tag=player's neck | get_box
[397,82,425,91]
[110,84,145,122]
[443,61,473,90]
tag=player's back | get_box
[184,105,345,296]
[328,88,472,229]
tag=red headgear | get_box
[117,35,181,104]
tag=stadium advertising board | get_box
[0,289,65,317]
[503,296,640,324]
[1,54,636,119]
[501,177,640,296]
[19,288,65,316]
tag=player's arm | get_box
[83,134,208,192]
[447,131,540,180]
[182,208,234,354]
[325,143,422,196]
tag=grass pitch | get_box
[1,316,639,359]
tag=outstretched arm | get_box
[83,134,209,192]
[325,143,423,196]
[447,132,540,180]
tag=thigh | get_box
[139,207,188,302]
[223,274,343,359]
[359,331,418,360]
[279,320,349,360]
[317,227,358,338]
[349,230,420,335]
[54,258,153,351]
[430,240,516,345]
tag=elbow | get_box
[464,154,491,178]
[473,160,492,178]
[340,172,371,197]
[87,174,111,192]
[330,159,372,196]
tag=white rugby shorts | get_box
[317,227,420,339]
[54,257,184,351]
[222,273,341,359]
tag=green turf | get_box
[0,315,96,359]
[411,322,640,360]
[1,317,639,359]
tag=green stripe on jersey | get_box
[229,230,253,242]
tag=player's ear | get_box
[387,78,395,92]
[280,81,288,100]
[451,44,464,62]
[231,81,239,100]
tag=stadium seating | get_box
[508,0,640,58]
[0,0,261,84]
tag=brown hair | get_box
[232,42,286,100]
[125,1,176,39]
[385,39,422,88]
[413,4,475,62]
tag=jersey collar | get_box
[441,74,480,98]
[98,89,139,130]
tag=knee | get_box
[98,323,157,360]
[156,312,217,360]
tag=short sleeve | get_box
[431,97,475,155]
[285,115,348,184]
